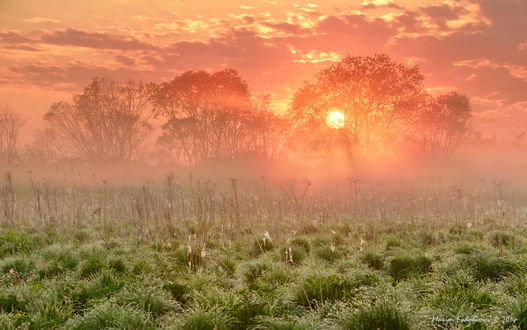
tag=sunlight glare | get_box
[326,110,345,129]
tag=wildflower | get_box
[16,313,21,317]
[467,222,473,229]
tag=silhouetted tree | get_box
[0,106,24,164]
[152,69,286,165]
[24,128,64,163]
[45,78,153,160]
[412,92,472,159]
[290,54,424,159]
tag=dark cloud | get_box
[114,55,136,66]
[0,30,34,43]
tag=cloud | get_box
[24,17,60,24]
[114,55,136,66]
[362,0,404,10]
[41,29,157,51]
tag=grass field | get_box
[0,173,526,329]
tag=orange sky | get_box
[1,0,526,141]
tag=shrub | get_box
[240,259,270,283]
[115,285,176,316]
[294,273,356,307]
[389,255,432,281]
[108,257,126,273]
[314,245,340,263]
[419,231,437,246]
[2,256,33,275]
[79,257,105,278]
[290,237,311,254]
[511,298,527,329]
[490,231,516,248]
[454,243,478,255]
[175,245,204,270]
[71,271,123,311]
[179,306,237,330]
[132,260,151,274]
[456,254,517,281]
[281,245,307,265]
[385,236,401,250]
[334,303,411,330]
[65,302,154,330]
[0,230,47,257]
[228,294,269,328]
[164,281,190,304]
[0,290,27,313]
[360,250,384,270]
[250,236,274,256]
[216,255,236,277]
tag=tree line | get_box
[1,54,473,166]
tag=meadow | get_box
[0,172,526,329]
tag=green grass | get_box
[0,183,526,329]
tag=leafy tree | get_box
[289,54,424,160]
[152,69,286,165]
[44,78,153,160]
[412,92,472,160]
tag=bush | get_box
[0,230,47,257]
[250,236,274,256]
[71,271,123,311]
[175,245,204,270]
[455,254,517,281]
[385,236,401,250]
[1,257,33,279]
[281,245,307,265]
[314,245,340,263]
[79,257,105,278]
[240,259,271,283]
[389,255,432,281]
[115,285,176,316]
[65,302,155,329]
[108,257,126,273]
[360,250,384,270]
[511,298,527,329]
[179,306,237,330]
[164,281,190,304]
[490,231,516,248]
[0,290,27,313]
[290,237,311,254]
[334,302,411,330]
[294,273,356,307]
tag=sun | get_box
[326,111,345,129]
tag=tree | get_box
[152,69,286,165]
[289,54,424,160]
[412,92,472,160]
[24,128,64,163]
[0,106,25,164]
[44,78,153,160]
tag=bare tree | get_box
[24,128,65,163]
[44,78,153,160]
[0,106,25,164]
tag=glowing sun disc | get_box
[326,111,345,129]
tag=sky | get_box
[1,0,526,141]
